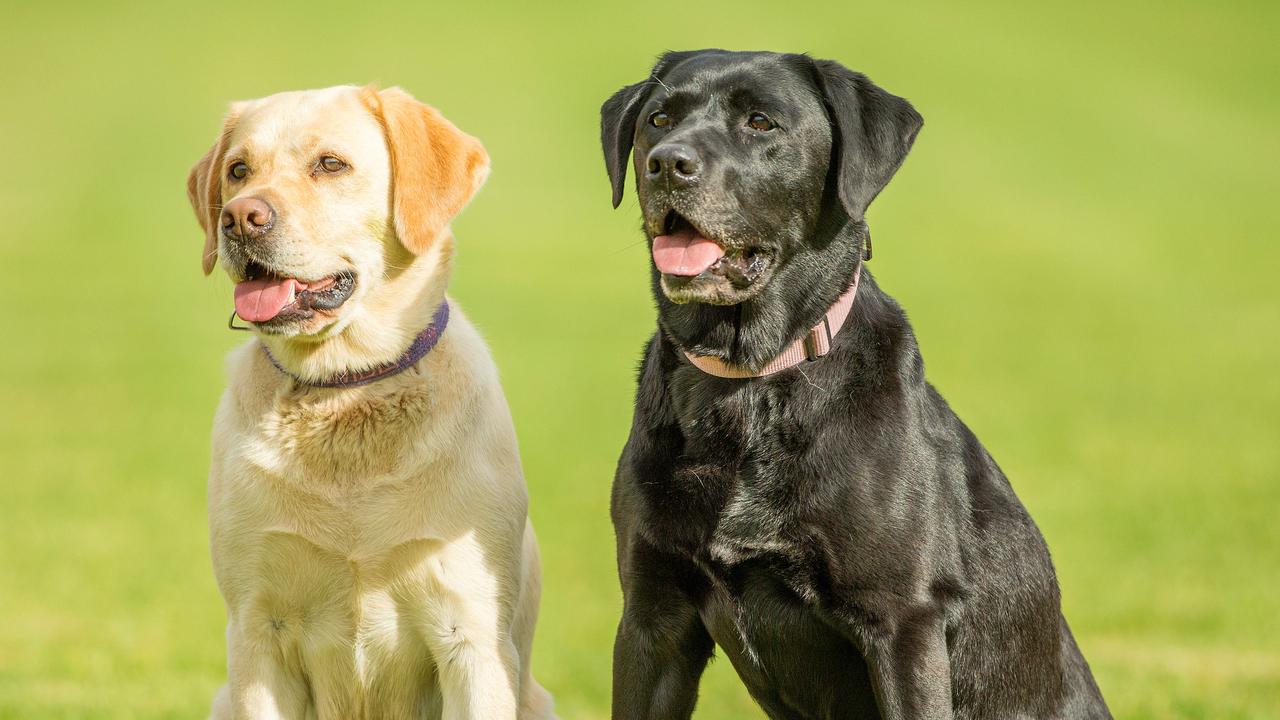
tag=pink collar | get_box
[683,265,862,379]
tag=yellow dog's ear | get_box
[364,86,490,254]
[186,108,240,275]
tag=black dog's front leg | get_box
[818,600,954,720]
[859,609,954,720]
[612,538,714,720]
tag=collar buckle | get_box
[803,316,834,361]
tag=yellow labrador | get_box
[186,86,555,719]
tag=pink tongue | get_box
[234,277,300,322]
[652,228,725,276]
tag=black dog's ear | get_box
[601,51,701,208]
[812,59,923,221]
[600,80,652,208]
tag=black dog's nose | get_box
[646,144,702,184]
[221,197,275,241]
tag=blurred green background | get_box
[1,0,1277,717]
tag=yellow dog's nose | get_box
[221,196,275,241]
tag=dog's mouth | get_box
[233,261,357,326]
[653,211,770,283]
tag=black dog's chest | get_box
[634,379,882,717]
[646,377,821,556]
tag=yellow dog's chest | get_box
[215,386,445,549]
[212,385,458,691]
[252,380,438,481]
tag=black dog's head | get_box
[601,50,922,307]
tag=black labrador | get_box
[600,49,1110,720]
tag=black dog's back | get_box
[604,49,1109,719]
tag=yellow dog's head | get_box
[187,85,488,340]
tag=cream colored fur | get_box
[190,86,554,720]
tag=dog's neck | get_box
[258,236,455,385]
[656,214,867,371]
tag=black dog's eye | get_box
[747,112,777,131]
[648,111,671,129]
[316,156,347,174]
[228,162,249,180]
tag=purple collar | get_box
[262,301,450,389]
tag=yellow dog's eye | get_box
[649,111,671,129]
[229,162,249,180]
[747,112,776,131]
[318,156,347,173]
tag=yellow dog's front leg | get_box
[417,531,525,720]
[430,627,522,720]
[220,615,310,720]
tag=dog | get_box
[600,50,1110,719]
[187,85,555,719]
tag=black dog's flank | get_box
[602,50,1110,719]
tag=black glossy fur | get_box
[601,50,1110,720]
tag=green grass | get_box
[1,0,1277,717]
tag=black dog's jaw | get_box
[602,50,1111,720]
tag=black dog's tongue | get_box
[652,227,726,276]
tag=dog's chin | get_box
[657,253,776,305]
[252,309,343,337]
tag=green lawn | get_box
[1,1,1277,717]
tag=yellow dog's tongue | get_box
[234,277,299,322]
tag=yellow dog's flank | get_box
[188,85,554,719]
